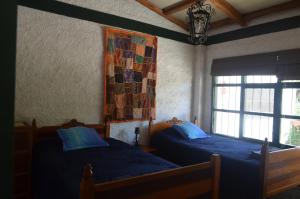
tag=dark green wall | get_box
[1,0,17,198]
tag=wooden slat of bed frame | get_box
[94,162,211,191]
[268,159,300,179]
[268,148,300,163]
[267,174,300,197]
[81,155,221,199]
[266,147,300,197]
[95,178,212,199]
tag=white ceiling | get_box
[149,0,292,23]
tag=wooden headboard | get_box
[32,118,110,145]
[148,116,197,136]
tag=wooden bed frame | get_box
[31,119,221,199]
[148,117,300,199]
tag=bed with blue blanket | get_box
[151,127,268,199]
[32,119,221,199]
[148,117,298,199]
[33,136,179,199]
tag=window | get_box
[212,75,300,146]
[280,86,300,146]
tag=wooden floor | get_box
[270,187,300,199]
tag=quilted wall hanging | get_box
[103,27,157,122]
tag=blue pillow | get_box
[173,122,209,139]
[57,126,109,151]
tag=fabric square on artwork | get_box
[133,82,142,94]
[107,54,114,65]
[142,64,150,78]
[147,85,156,97]
[147,72,156,80]
[124,70,134,83]
[115,83,125,94]
[135,55,144,64]
[133,63,142,71]
[150,95,155,107]
[131,35,146,45]
[133,108,142,119]
[114,66,123,74]
[134,71,143,82]
[124,93,133,106]
[140,93,147,106]
[142,78,147,93]
[123,38,131,50]
[145,37,154,46]
[150,63,157,73]
[144,46,153,57]
[108,64,115,77]
[114,48,122,66]
[108,38,115,53]
[151,48,156,63]
[115,37,131,50]
[115,37,122,48]
[124,106,133,119]
[133,94,141,108]
[124,83,133,94]
[130,43,136,52]
[143,57,152,65]
[126,58,133,69]
[136,45,145,56]
[115,73,124,83]
[142,108,150,119]
[147,79,156,87]
[123,50,133,58]
[114,94,125,108]
[151,108,156,119]
[116,108,124,119]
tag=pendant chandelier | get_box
[187,0,215,45]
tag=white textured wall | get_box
[192,45,206,126]
[15,2,194,144]
[201,28,300,131]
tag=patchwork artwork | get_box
[103,28,157,122]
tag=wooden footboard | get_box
[80,154,221,199]
[261,140,300,198]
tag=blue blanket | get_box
[33,137,177,199]
[151,128,279,199]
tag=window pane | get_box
[244,88,274,113]
[215,87,240,110]
[282,88,300,116]
[245,75,277,83]
[216,76,241,84]
[213,111,239,138]
[243,114,273,141]
[280,118,300,146]
[282,80,300,83]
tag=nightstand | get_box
[14,124,33,199]
[139,145,158,153]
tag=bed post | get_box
[31,119,38,145]
[148,117,153,136]
[80,164,95,199]
[211,154,221,199]
[260,138,269,199]
[104,116,110,138]
[193,116,197,124]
